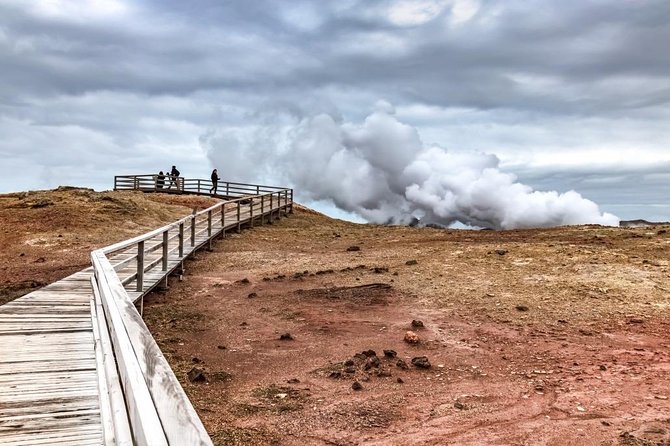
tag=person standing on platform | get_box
[168,165,180,189]
[210,168,219,195]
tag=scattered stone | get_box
[353,353,367,361]
[578,329,593,336]
[362,350,377,357]
[383,349,397,358]
[372,267,388,274]
[315,269,335,275]
[237,278,250,284]
[454,401,465,410]
[212,371,232,382]
[411,356,431,369]
[240,321,248,326]
[495,249,508,256]
[376,368,392,377]
[396,359,409,370]
[344,359,355,366]
[515,305,529,312]
[601,421,611,426]
[19,253,25,257]
[411,320,424,329]
[329,371,342,379]
[558,319,568,324]
[397,377,404,384]
[352,381,363,391]
[364,356,381,370]
[628,317,644,324]
[599,365,607,371]
[191,357,202,364]
[346,246,361,252]
[361,376,370,382]
[247,292,258,298]
[34,257,46,263]
[344,366,356,374]
[30,198,54,208]
[187,367,207,383]
[217,345,226,350]
[279,333,294,341]
[405,259,418,266]
[287,378,300,384]
[404,331,420,344]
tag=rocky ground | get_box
[3,189,670,445]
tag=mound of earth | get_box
[0,187,218,304]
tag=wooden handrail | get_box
[91,177,294,445]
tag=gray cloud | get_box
[1,0,669,223]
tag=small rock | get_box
[237,278,250,284]
[404,331,420,344]
[454,401,465,410]
[34,257,46,263]
[352,381,363,391]
[247,292,258,298]
[364,356,381,370]
[279,333,294,341]
[353,353,367,361]
[515,305,529,312]
[372,267,388,274]
[628,317,644,324]
[495,249,508,256]
[411,320,424,329]
[19,253,25,257]
[347,246,361,252]
[362,350,377,357]
[344,359,355,366]
[212,371,232,382]
[329,371,342,379]
[240,321,248,326]
[217,345,226,350]
[397,377,404,384]
[601,420,611,426]
[187,367,207,383]
[344,367,356,374]
[405,259,418,266]
[191,357,202,364]
[411,356,431,369]
[396,359,409,370]
[383,349,397,358]
[287,378,300,384]
[376,368,392,377]
[599,365,607,371]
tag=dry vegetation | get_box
[3,189,670,445]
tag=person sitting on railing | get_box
[157,171,166,189]
[210,168,219,195]
[167,165,180,189]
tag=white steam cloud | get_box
[202,102,619,229]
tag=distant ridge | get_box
[620,219,670,228]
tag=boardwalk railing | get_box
[114,173,293,203]
[91,178,292,445]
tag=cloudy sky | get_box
[2,0,669,224]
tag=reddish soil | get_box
[3,189,669,445]
[140,206,670,446]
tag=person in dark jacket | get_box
[168,165,180,189]
[210,168,219,195]
[156,171,165,189]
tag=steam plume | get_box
[202,102,619,229]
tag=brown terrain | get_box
[2,188,670,446]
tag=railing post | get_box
[220,203,226,239]
[260,195,265,225]
[136,241,144,293]
[249,198,254,228]
[236,201,241,233]
[276,192,282,220]
[114,176,119,191]
[162,230,168,271]
[207,210,213,250]
[226,183,230,197]
[191,215,196,247]
[179,222,184,257]
[153,175,158,192]
[290,188,294,213]
[269,193,274,223]
[256,185,260,195]
[198,179,201,194]
[284,190,289,216]
[134,177,139,190]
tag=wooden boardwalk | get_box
[0,177,292,445]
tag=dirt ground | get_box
[3,189,670,445]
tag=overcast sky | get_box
[2,0,669,222]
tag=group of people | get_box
[156,166,180,189]
[155,166,220,195]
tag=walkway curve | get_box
[0,176,293,445]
